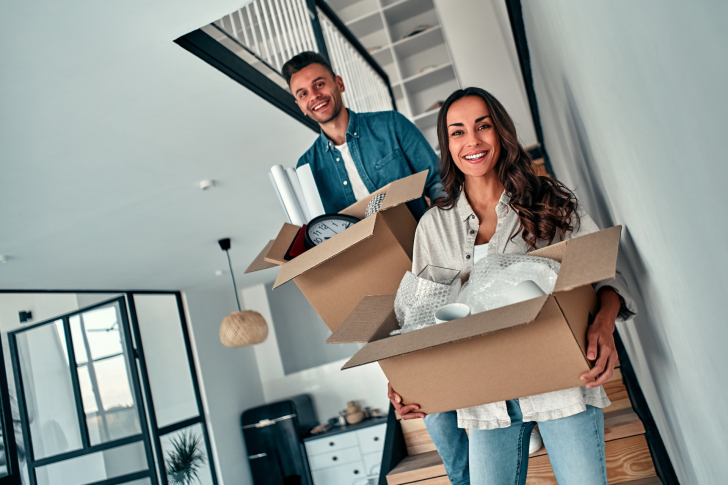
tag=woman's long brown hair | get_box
[435,87,579,249]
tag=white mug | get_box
[504,280,547,306]
[435,303,471,324]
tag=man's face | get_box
[290,63,345,124]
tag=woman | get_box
[388,87,636,485]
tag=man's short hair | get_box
[282,51,336,86]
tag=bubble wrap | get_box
[392,268,461,335]
[466,254,560,314]
[365,193,386,218]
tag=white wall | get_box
[242,284,390,423]
[263,281,362,375]
[519,1,728,483]
[182,287,266,485]
[434,0,538,147]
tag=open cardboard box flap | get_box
[340,294,550,369]
[339,169,429,219]
[245,240,279,274]
[549,225,622,292]
[271,171,429,289]
[326,295,397,344]
[273,215,377,288]
[380,170,429,212]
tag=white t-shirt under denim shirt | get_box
[335,143,370,201]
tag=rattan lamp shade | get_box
[219,310,268,347]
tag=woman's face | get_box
[446,96,501,178]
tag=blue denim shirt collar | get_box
[320,109,360,152]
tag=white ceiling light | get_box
[200,179,215,190]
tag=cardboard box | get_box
[246,171,429,332]
[327,225,623,415]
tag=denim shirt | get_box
[296,109,446,220]
[412,192,637,430]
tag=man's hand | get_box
[388,383,425,420]
[580,288,621,388]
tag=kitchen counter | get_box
[304,415,388,442]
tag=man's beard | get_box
[310,95,343,124]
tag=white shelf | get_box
[331,0,381,24]
[392,25,443,59]
[382,0,435,27]
[346,10,383,38]
[371,46,394,66]
[328,0,457,149]
[413,108,439,122]
[398,62,453,90]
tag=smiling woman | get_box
[435,87,579,249]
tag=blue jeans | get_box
[469,400,606,485]
[424,411,470,485]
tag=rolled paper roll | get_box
[268,172,290,223]
[286,167,311,223]
[296,163,326,219]
[271,165,305,226]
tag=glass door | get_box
[8,297,156,485]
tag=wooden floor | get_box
[387,369,661,485]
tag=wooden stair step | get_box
[388,434,656,485]
[397,476,661,485]
[388,406,647,485]
[386,450,446,485]
[528,407,645,458]
[526,435,656,484]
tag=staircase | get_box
[386,367,661,485]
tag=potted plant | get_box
[164,430,207,485]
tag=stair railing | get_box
[210,0,395,113]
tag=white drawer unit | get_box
[311,460,367,485]
[362,451,383,478]
[356,423,386,455]
[308,445,362,471]
[306,419,388,485]
[305,431,359,456]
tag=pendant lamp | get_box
[218,238,268,347]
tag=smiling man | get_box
[282,51,445,220]
[282,52,469,485]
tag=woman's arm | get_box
[568,208,637,386]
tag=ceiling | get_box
[0,0,318,291]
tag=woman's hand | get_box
[580,288,622,388]
[388,383,426,420]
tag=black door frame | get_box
[3,291,219,485]
[0,324,21,485]
[8,296,157,485]
[125,292,218,485]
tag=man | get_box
[282,51,470,485]
[283,51,443,219]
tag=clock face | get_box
[304,214,360,249]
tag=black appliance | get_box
[242,394,318,485]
